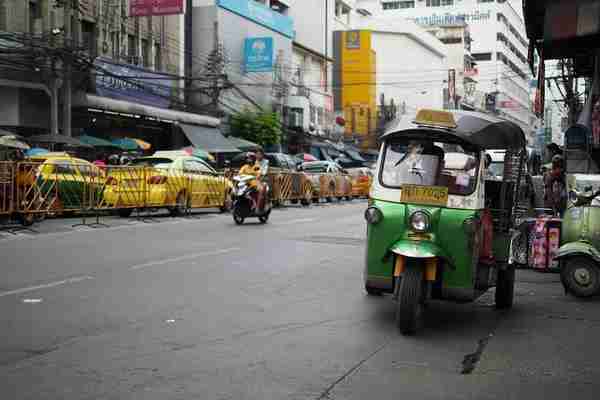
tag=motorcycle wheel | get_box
[395,264,425,335]
[561,257,600,298]
[259,210,270,224]
[233,214,245,225]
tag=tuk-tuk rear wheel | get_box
[396,265,425,335]
[561,257,600,298]
[495,265,515,309]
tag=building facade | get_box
[355,0,536,138]
[0,0,217,151]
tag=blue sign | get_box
[244,37,274,73]
[218,0,294,39]
[93,58,174,109]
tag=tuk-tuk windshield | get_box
[380,138,480,196]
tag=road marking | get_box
[276,218,316,226]
[129,247,241,271]
[0,276,94,298]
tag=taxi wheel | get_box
[117,208,133,218]
[170,192,188,217]
[18,213,35,227]
[396,264,425,335]
[220,192,233,213]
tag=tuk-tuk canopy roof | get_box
[382,110,527,151]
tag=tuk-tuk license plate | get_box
[401,185,448,206]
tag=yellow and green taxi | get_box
[103,151,233,217]
[31,155,105,212]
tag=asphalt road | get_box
[1,202,600,400]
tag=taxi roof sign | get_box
[414,109,457,129]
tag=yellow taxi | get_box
[23,154,105,213]
[103,151,233,217]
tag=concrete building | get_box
[333,16,447,147]
[0,0,220,151]
[354,0,536,138]
[423,23,481,111]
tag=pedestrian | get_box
[544,154,567,216]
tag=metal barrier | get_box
[4,162,360,225]
[269,172,313,205]
[0,162,14,216]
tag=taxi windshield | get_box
[380,138,480,196]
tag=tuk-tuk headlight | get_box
[365,207,383,225]
[410,211,430,232]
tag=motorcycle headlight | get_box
[364,207,383,225]
[410,211,430,232]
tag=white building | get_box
[355,0,536,137]
[350,16,448,113]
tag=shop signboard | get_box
[218,0,294,38]
[244,37,274,72]
[93,58,175,109]
[130,0,183,17]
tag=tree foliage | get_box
[229,110,281,147]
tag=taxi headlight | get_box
[364,207,383,225]
[410,211,430,232]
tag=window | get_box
[154,43,161,70]
[29,0,40,33]
[472,52,492,61]
[81,20,96,55]
[380,139,479,196]
[128,34,137,63]
[111,32,119,60]
[382,1,415,9]
[141,39,150,67]
[51,162,76,175]
[426,0,453,7]
[478,0,494,3]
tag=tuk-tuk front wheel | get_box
[495,265,515,309]
[561,257,600,298]
[396,264,425,335]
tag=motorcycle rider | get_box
[238,150,269,212]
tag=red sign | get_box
[130,0,183,17]
[464,67,478,78]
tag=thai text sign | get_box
[244,37,274,73]
[409,10,492,26]
[218,0,294,38]
[93,58,174,109]
[130,0,183,17]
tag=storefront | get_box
[72,58,236,156]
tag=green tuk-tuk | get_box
[364,109,527,334]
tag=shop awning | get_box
[180,124,240,153]
[77,94,220,128]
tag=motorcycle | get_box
[231,174,271,225]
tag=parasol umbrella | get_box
[227,136,260,152]
[182,146,215,162]
[29,134,92,148]
[26,147,49,157]
[132,138,152,151]
[299,153,318,162]
[79,134,119,148]
[0,135,30,150]
[111,137,140,151]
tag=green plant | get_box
[229,110,281,147]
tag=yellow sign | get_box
[414,109,457,129]
[401,185,448,206]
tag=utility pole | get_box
[62,0,73,137]
[184,0,193,109]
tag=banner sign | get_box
[130,0,183,17]
[409,10,492,26]
[244,37,274,72]
[218,0,294,38]
[448,69,456,109]
[93,58,175,109]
